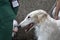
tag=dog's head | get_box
[19,9,48,32]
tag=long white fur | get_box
[19,9,60,40]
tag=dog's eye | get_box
[28,16,30,18]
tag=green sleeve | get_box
[12,7,19,15]
[9,0,19,15]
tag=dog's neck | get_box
[47,15,60,27]
[47,15,56,22]
[34,15,58,40]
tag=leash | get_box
[48,2,56,18]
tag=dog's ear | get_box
[37,13,47,23]
[42,13,47,18]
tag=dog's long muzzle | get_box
[25,23,34,32]
[18,23,34,32]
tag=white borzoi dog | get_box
[19,9,60,40]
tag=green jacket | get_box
[0,0,18,40]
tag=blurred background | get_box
[14,0,56,40]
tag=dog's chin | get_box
[25,23,34,32]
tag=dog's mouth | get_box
[25,23,34,32]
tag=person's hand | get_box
[13,27,18,32]
[13,20,18,32]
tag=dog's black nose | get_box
[17,25,21,28]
